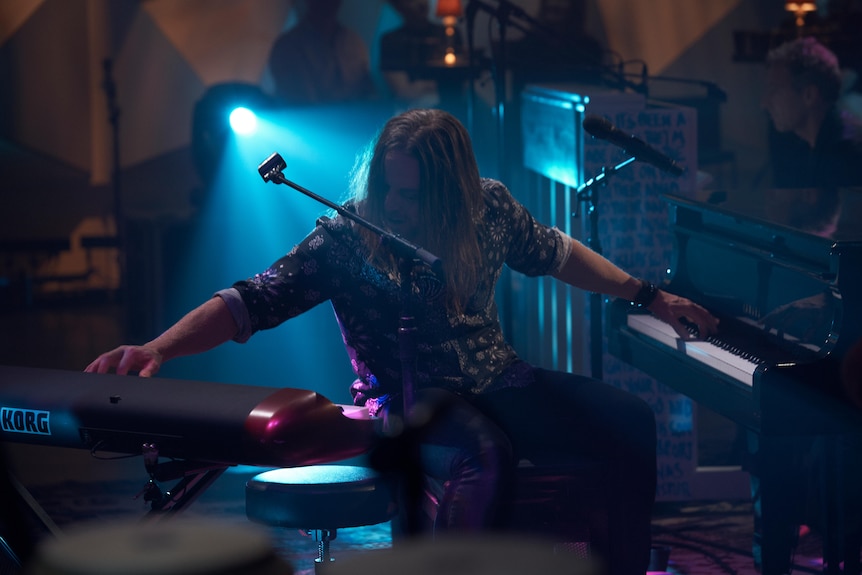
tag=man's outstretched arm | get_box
[85,296,239,377]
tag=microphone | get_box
[582,114,684,176]
[258,152,287,183]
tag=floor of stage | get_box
[5,451,828,575]
[0,298,832,575]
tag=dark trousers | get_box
[406,368,657,575]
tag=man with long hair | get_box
[87,109,717,575]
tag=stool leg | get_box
[313,528,337,575]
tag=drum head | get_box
[27,518,291,575]
[326,534,598,575]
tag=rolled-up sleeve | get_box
[484,179,572,277]
[222,223,343,342]
[214,288,253,343]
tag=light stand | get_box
[465,0,543,182]
[463,0,644,178]
[576,156,636,381]
[103,59,125,307]
[436,0,463,67]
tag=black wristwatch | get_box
[632,279,659,308]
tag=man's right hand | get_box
[85,345,163,377]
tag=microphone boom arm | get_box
[258,152,443,275]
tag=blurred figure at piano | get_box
[268,0,376,105]
[762,186,842,238]
[86,108,718,575]
[761,36,862,188]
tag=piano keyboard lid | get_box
[661,187,862,363]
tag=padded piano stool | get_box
[419,459,610,563]
[246,465,396,574]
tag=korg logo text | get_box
[1,407,51,435]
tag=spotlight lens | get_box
[229,107,257,135]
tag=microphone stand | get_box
[257,153,441,418]
[576,156,636,381]
[258,152,440,536]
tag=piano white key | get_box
[626,314,757,386]
[684,341,756,387]
[627,314,681,349]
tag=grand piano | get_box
[608,187,862,574]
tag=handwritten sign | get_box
[583,101,698,501]
[519,85,701,500]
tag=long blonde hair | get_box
[352,109,485,315]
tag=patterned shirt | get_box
[219,179,571,407]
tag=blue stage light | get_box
[229,107,257,135]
